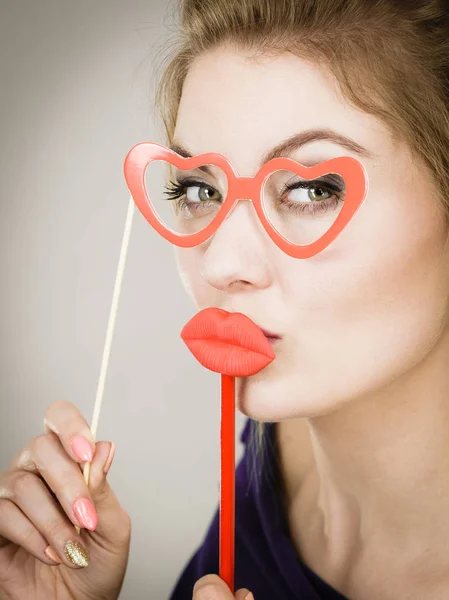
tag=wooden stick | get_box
[75,195,135,534]
[219,374,235,593]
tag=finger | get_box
[9,433,98,531]
[235,590,252,600]
[8,401,95,471]
[83,441,131,546]
[0,499,61,565]
[43,400,95,464]
[193,574,246,599]
[0,476,89,569]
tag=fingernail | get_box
[70,435,94,462]
[103,441,116,475]
[45,545,62,564]
[72,497,98,531]
[245,593,254,600]
[64,540,89,567]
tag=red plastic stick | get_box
[181,308,275,593]
[220,374,235,591]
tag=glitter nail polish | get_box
[64,540,89,567]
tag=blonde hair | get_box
[152,0,449,454]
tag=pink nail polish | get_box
[71,435,94,462]
[72,498,98,531]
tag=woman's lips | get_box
[260,328,282,344]
[181,307,276,376]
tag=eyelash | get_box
[280,178,344,214]
[163,176,345,215]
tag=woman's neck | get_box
[276,331,449,598]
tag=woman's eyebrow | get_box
[169,142,214,176]
[170,128,374,169]
[261,128,375,163]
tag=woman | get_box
[1,0,448,598]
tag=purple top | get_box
[169,418,349,599]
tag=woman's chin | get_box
[235,377,297,421]
[236,375,344,422]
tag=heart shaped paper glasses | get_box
[123,141,368,258]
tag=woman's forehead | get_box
[174,47,392,168]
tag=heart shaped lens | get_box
[144,159,228,236]
[261,168,347,246]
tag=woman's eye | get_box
[186,185,221,202]
[286,185,333,203]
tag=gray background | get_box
[0,1,247,597]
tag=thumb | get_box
[84,441,131,546]
[193,574,253,599]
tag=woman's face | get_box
[172,46,449,422]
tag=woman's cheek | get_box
[174,246,214,307]
[174,247,196,303]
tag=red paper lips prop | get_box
[181,307,275,376]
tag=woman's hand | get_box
[193,574,254,600]
[0,400,131,600]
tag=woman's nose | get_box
[200,200,273,293]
